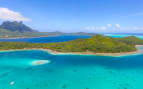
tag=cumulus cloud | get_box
[83,24,143,33]
[84,26,107,30]
[121,26,143,30]
[115,24,120,28]
[107,24,112,27]
[0,8,31,21]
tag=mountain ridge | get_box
[0,21,41,37]
[0,21,37,33]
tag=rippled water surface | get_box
[0,35,143,89]
[0,50,143,89]
[0,36,90,43]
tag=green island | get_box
[0,35,143,55]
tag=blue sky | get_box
[0,0,143,33]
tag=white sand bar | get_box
[31,60,50,66]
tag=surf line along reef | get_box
[0,35,143,56]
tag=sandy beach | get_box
[39,45,143,57]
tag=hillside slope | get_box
[0,21,40,37]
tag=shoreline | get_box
[0,45,143,57]
[0,36,50,39]
[0,35,66,39]
[45,45,143,57]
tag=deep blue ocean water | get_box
[0,36,90,43]
[0,35,143,89]
[0,34,143,43]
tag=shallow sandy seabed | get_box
[31,60,51,66]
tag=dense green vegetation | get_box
[45,35,138,53]
[0,35,142,53]
[114,36,143,45]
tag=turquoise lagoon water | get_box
[105,34,143,39]
[0,50,143,89]
[1,35,143,89]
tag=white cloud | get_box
[84,26,107,30]
[115,24,120,28]
[83,24,143,33]
[84,26,95,30]
[121,26,143,30]
[0,8,31,21]
[107,24,112,27]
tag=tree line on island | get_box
[0,35,143,53]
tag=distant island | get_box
[0,21,97,38]
[1,21,143,39]
[0,21,41,38]
[0,21,143,56]
[0,35,143,56]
